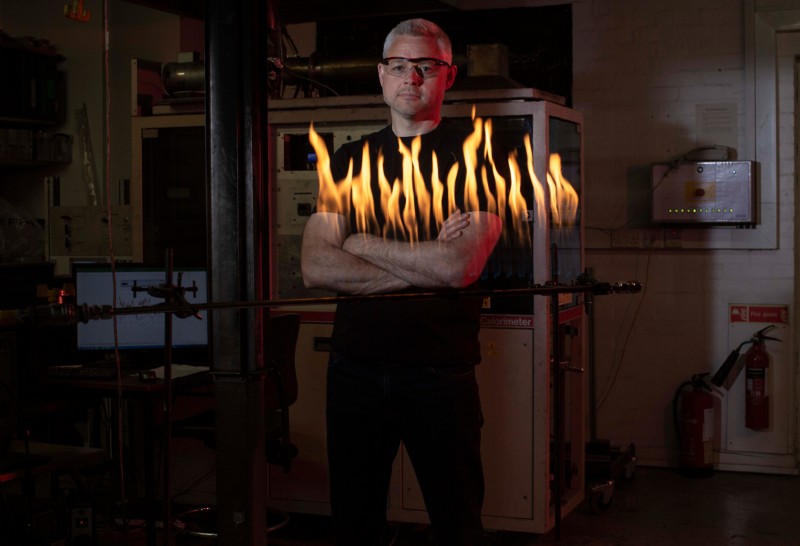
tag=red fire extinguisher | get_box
[673,373,715,478]
[745,326,779,429]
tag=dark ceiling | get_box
[121,0,461,23]
[121,0,204,20]
[275,0,460,25]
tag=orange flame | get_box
[523,133,547,229]
[546,153,579,227]
[307,114,578,247]
[309,122,349,216]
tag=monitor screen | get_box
[74,264,209,354]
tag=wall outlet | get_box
[610,229,643,248]
[70,506,93,539]
[644,228,665,249]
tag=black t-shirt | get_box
[328,120,488,367]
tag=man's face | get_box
[378,35,457,123]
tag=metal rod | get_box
[4,281,642,327]
[162,250,174,546]
[104,281,642,319]
[550,243,563,540]
[586,273,598,442]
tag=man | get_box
[301,18,502,546]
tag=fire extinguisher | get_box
[710,324,781,430]
[673,373,715,478]
[744,326,779,429]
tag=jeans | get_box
[326,352,485,546]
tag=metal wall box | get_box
[651,160,756,225]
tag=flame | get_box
[546,153,579,227]
[309,123,348,216]
[508,145,531,246]
[524,133,547,229]
[307,113,578,249]
[352,139,378,234]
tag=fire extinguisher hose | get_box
[671,379,694,453]
[711,325,780,389]
[672,374,711,454]
[710,344,747,388]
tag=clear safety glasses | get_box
[381,57,451,79]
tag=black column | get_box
[206,0,269,544]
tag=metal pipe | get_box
[586,277,598,442]
[103,281,642,318]
[162,250,174,546]
[550,243,563,540]
[6,281,641,326]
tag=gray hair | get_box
[383,18,453,63]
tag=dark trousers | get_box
[326,353,485,546]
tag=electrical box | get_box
[651,160,756,225]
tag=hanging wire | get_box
[596,250,652,411]
[101,0,130,539]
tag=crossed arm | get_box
[300,210,502,295]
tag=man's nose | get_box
[404,66,425,82]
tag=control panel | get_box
[651,160,755,224]
[270,122,383,299]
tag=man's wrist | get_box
[342,233,362,256]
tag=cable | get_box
[281,66,341,97]
[100,0,131,541]
[280,24,299,56]
[385,523,401,546]
[596,249,652,411]
[170,463,216,502]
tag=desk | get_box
[0,440,106,485]
[0,441,106,544]
[45,365,212,546]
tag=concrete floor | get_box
[92,465,800,546]
[532,466,800,546]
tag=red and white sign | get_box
[729,304,788,325]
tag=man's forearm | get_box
[343,211,502,289]
[343,235,460,288]
[304,244,410,294]
[301,213,411,294]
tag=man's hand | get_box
[437,209,470,242]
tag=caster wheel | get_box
[622,459,637,482]
[588,490,613,514]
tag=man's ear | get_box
[445,64,458,90]
[378,63,386,87]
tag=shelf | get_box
[0,39,65,125]
[0,160,69,168]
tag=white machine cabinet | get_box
[267,89,586,535]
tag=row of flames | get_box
[308,110,579,244]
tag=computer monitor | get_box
[73,263,209,365]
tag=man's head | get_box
[383,18,453,64]
[378,18,458,135]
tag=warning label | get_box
[729,304,789,324]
